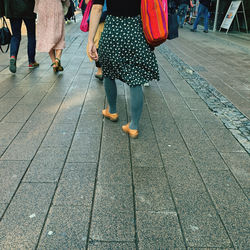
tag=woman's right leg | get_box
[9,18,22,73]
[103,77,117,114]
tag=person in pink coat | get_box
[34,0,70,72]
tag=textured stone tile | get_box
[23,160,64,183]
[42,131,74,147]
[220,152,250,189]
[192,151,228,171]
[53,106,81,124]
[0,160,30,203]
[0,122,23,146]
[2,104,35,122]
[37,206,89,250]
[0,203,7,219]
[163,154,232,248]
[201,170,249,249]
[94,183,133,214]
[184,97,209,110]
[133,166,175,212]
[53,163,96,206]
[1,143,38,161]
[90,211,135,241]
[137,211,185,249]
[88,241,136,249]
[0,183,56,249]
[76,114,102,134]
[131,139,163,167]
[97,158,132,185]
[206,128,245,152]
[67,133,101,163]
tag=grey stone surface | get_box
[0,203,7,219]
[53,163,96,206]
[163,154,232,248]
[221,152,250,190]
[37,206,89,249]
[133,166,174,212]
[0,183,56,249]
[90,211,135,242]
[67,133,101,163]
[88,241,136,249]
[137,211,185,249]
[0,160,30,203]
[94,183,134,213]
[0,122,23,146]
[205,128,245,153]
[201,170,250,249]
[76,114,103,134]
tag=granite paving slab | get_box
[88,241,136,249]
[37,206,89,250]
[0,160,30,203]
[0,183,56,249]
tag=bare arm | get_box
[87,4,103,61]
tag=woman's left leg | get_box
[129,85,143,130]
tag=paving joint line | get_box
[156,62,235,249]
[157,44,250,154]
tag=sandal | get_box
[55,58,64,71]
[51,62,58,73]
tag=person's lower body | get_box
[102,77,143,138]
[191,4,209,32]
[177,4,188,28]
[49,49,63,73]
[9,18,38,73]
[95,48,103,81]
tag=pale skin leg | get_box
[49,49,63,67]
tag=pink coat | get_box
[34,0,69,52]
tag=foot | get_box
[95,74,103,81]
[144,82,150,87]
[102,107,118,122]
[122,123,138,139]
[9,57,16,73]
[190,29,196,32]
[180,25,183,28]
[55,58,64,71]
[51,62,58,73]
[28,61,39,68]
[203,30,208,33]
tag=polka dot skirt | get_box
[98,15,160,86]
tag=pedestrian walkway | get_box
[0,15,249,249]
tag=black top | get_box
[93,0,141,17]
[200,0,211,8]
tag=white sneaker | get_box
[144,82,150,87]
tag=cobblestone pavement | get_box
[0,16,249,249]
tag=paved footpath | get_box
[0,15,249,249]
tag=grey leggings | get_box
[104,77,143,130]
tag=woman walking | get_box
[34,0,70,72]
[87,0,159,138]
[3,0,39,73]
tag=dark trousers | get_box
[10,18,36,63]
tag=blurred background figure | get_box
[34,0,70,73]
[177,0,190,28]
[3,0,39,73]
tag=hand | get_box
[88,41,98,61]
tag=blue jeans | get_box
[10,18,36,63]
[193,3,209,31]
[177,4,189,26]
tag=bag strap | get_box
[0,44,10,54]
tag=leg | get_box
[23,18,36,64]
[192,4,202,30]
[9,18,22,59]
[49,49,56,64]
[55,49,64,71]
[9,18,22,73]
[129,85,143,130]
[203,6,209,31]
[103,77,117,114]
[55,49,62,61]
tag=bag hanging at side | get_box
[80,0,93,32]
[141,0,169,47]
[167,0,178,40]
[0,17,12,53]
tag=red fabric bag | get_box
[141,0,168,47]
[80,0,93,32]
